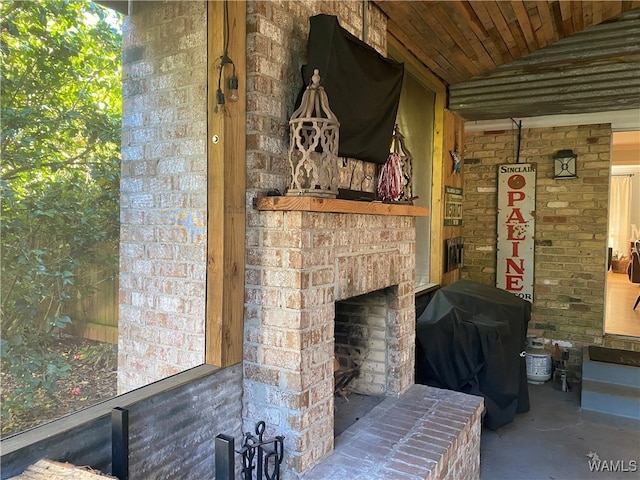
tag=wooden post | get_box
[206,0,246,367]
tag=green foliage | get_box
[1,0,122,429]
[78,342,117,370]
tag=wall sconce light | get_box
[553,149,578,179]
[227,75,239,103]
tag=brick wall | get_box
[462,124,617,365]
[119,1,208,393]
[245,0,386,200]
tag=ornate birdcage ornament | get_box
[286,69,340,198]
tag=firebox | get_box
[334,289,393,397]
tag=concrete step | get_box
[581,347,640,420]
[582,347,640,387]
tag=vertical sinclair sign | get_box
[497,163,536,302]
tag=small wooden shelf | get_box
[255,196,429,217]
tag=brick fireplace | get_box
[243,197,425,477]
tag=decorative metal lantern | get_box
[378,124,413,202]
[391,124,413,201]
[287,69,340,198]
[553,149,578,179]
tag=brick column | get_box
[119,1,208,393]
[244,210,415,477]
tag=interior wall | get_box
[439,110,465,287]
[631,173,640,238]
[612,131,640,240]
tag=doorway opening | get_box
[605,130,640,337]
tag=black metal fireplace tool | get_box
[216,421,284,480]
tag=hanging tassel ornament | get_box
[377,151,403,201]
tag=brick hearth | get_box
[304,384,484,480]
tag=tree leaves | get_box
[1,0,122,181]
[1,0,122,430]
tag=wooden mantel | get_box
[255,196,429,217]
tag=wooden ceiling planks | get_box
[535,1,558,46]
[479,1,524,60]
[384,16,450,84]
[581,1,593,28]
[379,1,467,83]
[434,2,491,76]
[495,1,531,56]
[591,1,604,24]
[523,2,546,49]
[411,2,470,79]
[572,1,584,33]
[603,1,623,20]
[375,0,640,86]
[451,1,504,68]
[559,1,576,37]
[511,1,540,52]
[468,2,517,63]
[427,2,485,77]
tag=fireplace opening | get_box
[333,289,390,436]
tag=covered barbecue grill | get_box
[415,280,531,430]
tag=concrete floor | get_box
[480,381,640,480]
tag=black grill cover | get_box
[298,14,404,165]
[416,280,530,430]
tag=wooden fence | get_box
[66,265,119,344]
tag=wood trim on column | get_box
[430,96,447,286]
[438,110,465,287]
[206,0,246,367]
